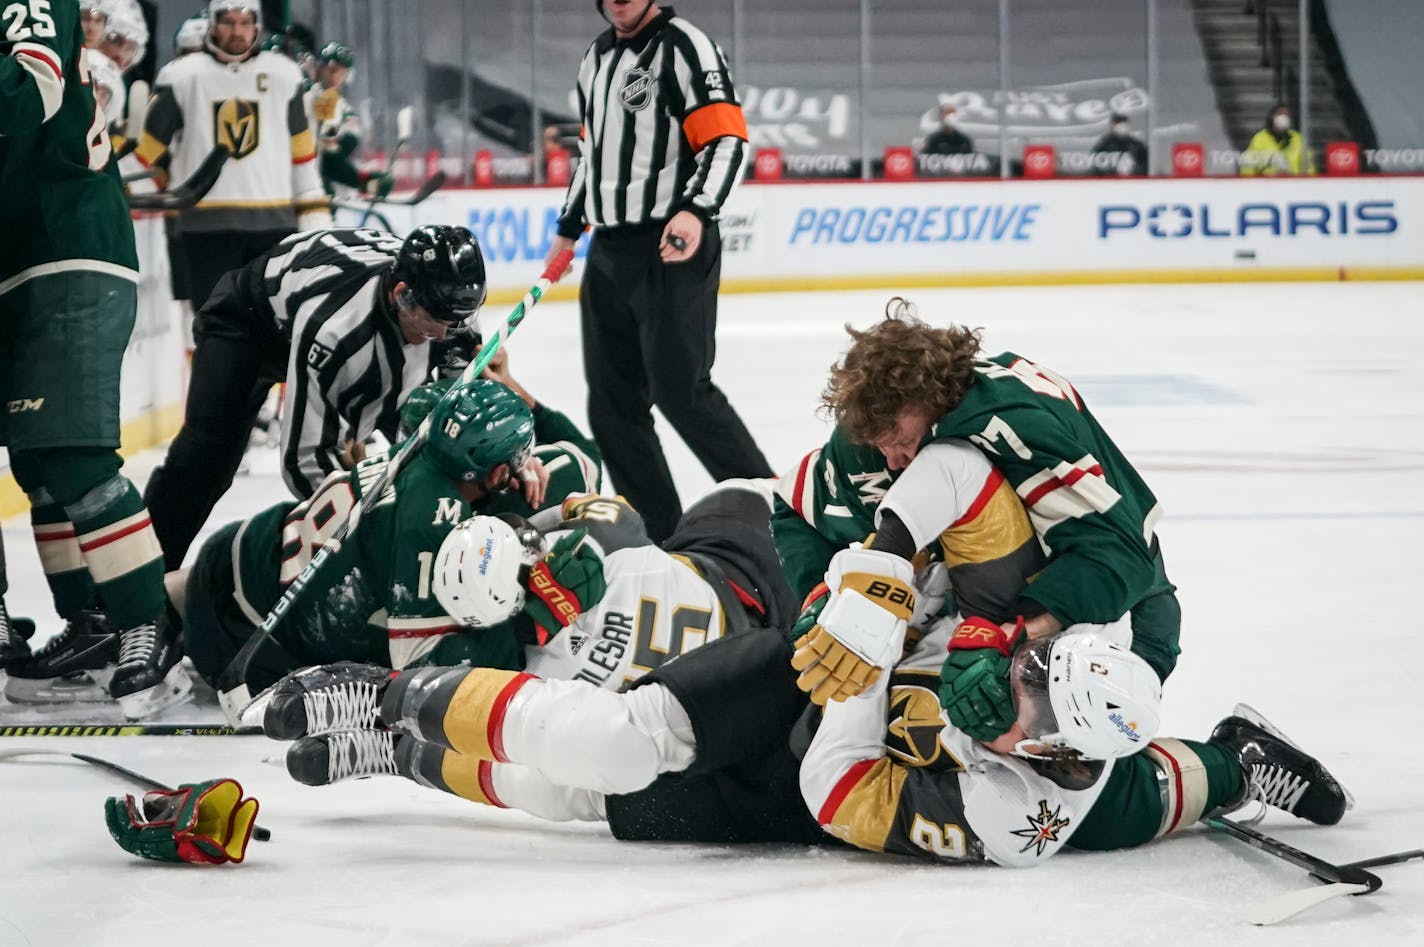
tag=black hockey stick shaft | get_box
[1208,816,1382,892]
[126,145,229,211]
[1337,849,1424,872]
[360,106,414,227]
[0,748,271,841]
[214,248,576,723]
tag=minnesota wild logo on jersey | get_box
[213,98,261,158]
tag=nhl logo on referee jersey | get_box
[619,67,655,112]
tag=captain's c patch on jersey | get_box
[213,98,261,159]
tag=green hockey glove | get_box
[938,616,1024,743]
[523,529,606,644]
[105,778,259,865]
[789,581,830,643]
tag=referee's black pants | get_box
[580,221,773,543]
[142,321,286,570]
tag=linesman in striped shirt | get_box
[142,226,491,573]
[545,1,773,543]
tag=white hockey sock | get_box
[498,680,696,795]
[488,763,608,823]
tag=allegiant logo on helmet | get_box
[477,537,496,576]
[1098,200,1398,239]
[1108,712,1142,743]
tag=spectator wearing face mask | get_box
[922,103,976,156]
[1089,112,1149,176]
[1240,105,1315,176]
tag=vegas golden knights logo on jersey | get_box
[213,99,260,159]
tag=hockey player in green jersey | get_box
[794,298,1180,745]
[178,377,602,695]
[302,42,390,199]
[1,0,187,719]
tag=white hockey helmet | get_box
[87,48,127,125]
[1010,630,1162,761]
[175,13,210,54]
[206,0,261,62]
[432,515,542,628]
[100,0,148,72]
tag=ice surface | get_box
[2,282,1422,945]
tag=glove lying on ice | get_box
[791,546,916,705]
[523,528,607,644]
[938,615,1024,743]
[105,778,259,865]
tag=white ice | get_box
[2,282,1422,946]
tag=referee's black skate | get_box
[108,613,191,720]
[1209,703,1352,826]
[285,729,417,786]
[3,609,120,703]
[0,599,35,669]
[263,662,394,740]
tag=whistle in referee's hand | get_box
[666,234,687,252]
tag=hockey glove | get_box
[523,529,607,645]
[362,171,395,200]
[938,616,1025,743]
[791,547,916,706]
[788,582,829,644]
[105,778,259,865]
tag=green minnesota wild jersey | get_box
[229,415,601,672]
[0,0,137,284]
[771,426,891,603]
[928,353,1167,627]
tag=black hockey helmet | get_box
[392,225,488,326]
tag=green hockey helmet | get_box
[425,379,535,483]
[398,377,455,439]
[319,41,355,68]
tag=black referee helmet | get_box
[393,225,488,326]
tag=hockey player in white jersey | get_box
[259,446,1351,859]
[135,0,331,309]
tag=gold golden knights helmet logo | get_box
[213,98,260,159]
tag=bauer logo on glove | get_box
[105,778,259,865]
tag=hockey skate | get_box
[3,610,120,703]
[108,613,192,720]
[0,599,35,669]
[286,728,413,786]
[1210,703,1352,826]
[263,662,394,740]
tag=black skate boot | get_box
[263,662,394,740]
[286,729,417,786]
[4,610,120,703]
[1209,703,1352,826]
[0,599,35,669]
[108,612,191,720]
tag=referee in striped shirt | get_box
[143,226,488,570]
[545,0,773,543]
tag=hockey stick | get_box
[0,747,271,841]
[126,145,229,212]
[334,171,448,234]
[359,106,414,228]
[0,724,258,737]
[1207,816,1383,924]
[214,247,577,724]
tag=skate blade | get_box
[4,669,115,704]
[116,663,195,721]
[1232,702,1356,811]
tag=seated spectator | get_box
[922,104,975,156]
[1240,105,1315,176]
[1090,112,1149,176]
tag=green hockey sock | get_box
[1070,738,1243,851]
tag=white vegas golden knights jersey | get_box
[524,497,728,690]
[138,50,325,232]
